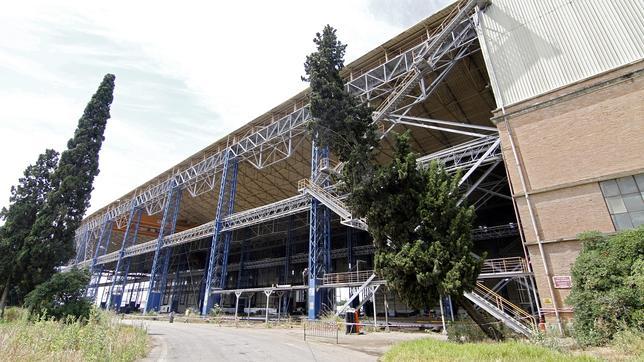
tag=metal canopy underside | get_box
[75,0,499,265]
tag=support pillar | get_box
[144,183,182,313]
[89,218,114,303]
[234,291,242,324]
[106,205,143,310]
[202,153,239,315]
[308,142,332,319]
[264,290,273,324]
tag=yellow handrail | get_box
[475,282,536,329]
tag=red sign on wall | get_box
[553,275,572,289]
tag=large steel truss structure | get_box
[71,0,533,323]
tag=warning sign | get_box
[553,275,572,289]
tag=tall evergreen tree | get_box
[303,25,378,193]
[305,28,495,337]
[0,150,59,317]
[23,73,115,287]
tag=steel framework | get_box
[144,183,182,313]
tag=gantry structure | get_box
[70,0,540,336]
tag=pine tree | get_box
[0,149,59,318]
[23,73,115,287]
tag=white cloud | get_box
[0,0,443,214]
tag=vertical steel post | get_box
[89,219,113,303]
[106,205,142,310]
[219,160,238,291]
[144,183,180,313]
[76,224,90,264]
[120,211,143,307]
[202,152,238,315]
[308,141,320,320]
[157,189,182,309]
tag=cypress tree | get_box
[305,28,495,337]
[23,73,116,287]
[0,150,59,317]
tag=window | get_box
[600,173,644,231]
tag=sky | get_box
[0,0,451,215]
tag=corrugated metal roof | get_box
[477,0,644,107]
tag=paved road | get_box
[128,320,432,361]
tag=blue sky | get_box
[0,0,450,214]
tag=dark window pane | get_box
[606,196,627,214]
[612,213,633,231]
[635,174,644,192]
[631,211,644,227]
[623,193,644,212]
[617,176,638,194]
[600,180,620,197]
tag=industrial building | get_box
[70,0,644,336]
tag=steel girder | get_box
[144,183,182,313]
[202,155,239,315]
[371,0,479,123]
[87,219,113,301]
[105,206,143,310]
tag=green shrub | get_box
[447,320,489,343]
[567,228,644,346]
[611,329,644,356]
[24,268,92,321]
[2,306,28,322]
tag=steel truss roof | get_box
[79,134,501,269]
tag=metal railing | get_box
[303,320,339,344]
[474,282,537,331]
[322,270,380,285]
[480,257,528,275]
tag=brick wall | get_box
[495,60,644,324]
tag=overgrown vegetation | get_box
[0,308,148,361]
[567,227,644,347]
[24,268,92,321]
[381,338,597,362]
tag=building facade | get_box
[71,0,644,334]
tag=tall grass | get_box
[0,308,148,361]
[382,337,599,362]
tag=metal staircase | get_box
[298,179,368,231]
[332,272,378,316]
[464,282,536,337]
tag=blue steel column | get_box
[158,189,183,308]
[76,224,90,264]
[308,141,322,319]
[319,147,332,309]
[218,160,239,291]
[89,218,114,303]
[106,205,143,310]
[144,183,181,313]
[202,151,238,315]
